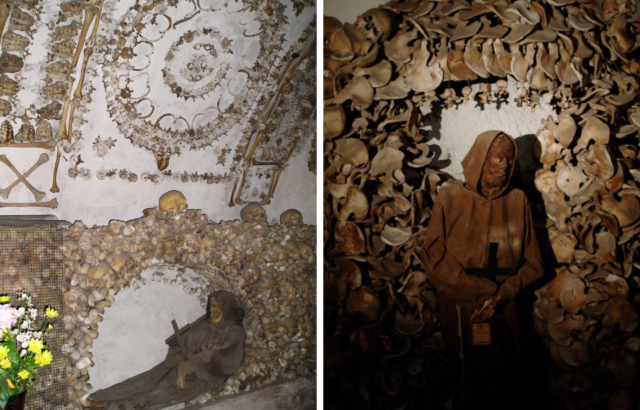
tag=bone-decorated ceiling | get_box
[0,0,316,224]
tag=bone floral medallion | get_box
[325,1,640,409]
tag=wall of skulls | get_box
[0,0,316,226]
[60,206,316,408]
[324,0,640,409]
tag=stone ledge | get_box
[171,378,316,410]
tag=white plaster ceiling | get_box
[0,0,316,226]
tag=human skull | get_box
[159,190,188,213]
[269,243,284,262]
[299,243,315,263]
[280,281,295,299]
[240,203,267,224]
[65,286,87,312]
[355,8,392,43]
[182,233,198,251]
[280,209,303,227]
[242,262,262,285]
[284,241,301,260]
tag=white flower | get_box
[20,321,28,329]
[21,341,27,348]
[33,332,42,339]
[29,309,37,319]
[17,307,25,315]
[20,349,26,357]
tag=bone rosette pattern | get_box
[100,0,280,162]
[0,0,315,203]
[324,0,640,408]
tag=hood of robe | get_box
[210,290,245,326]
[461,130,517,198]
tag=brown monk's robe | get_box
[89,291,245,409]
[420,131,543,410]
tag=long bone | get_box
[54,82,74,141]
[68,4,98,74]
[73,48,92,100]
[268,168,282,203]
[67,99,80,143]
[0,154,46,201]
[0,198,57,208]
[228,173,240,207]
[50,148,61,193]
[0,153,48,199]
[234,168,249,205]
[0,141,56,150]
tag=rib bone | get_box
[0,153,48,199]
[0,154,46,201]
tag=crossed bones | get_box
[0,154,58,208]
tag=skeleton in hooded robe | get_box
[88,290,245,409]
[420,131,543,410]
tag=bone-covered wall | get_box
[0,0,317,226]
[324,0,640,409]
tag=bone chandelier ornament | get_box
[324,0,640,408]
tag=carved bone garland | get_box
[325,1,640,408]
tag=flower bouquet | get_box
[0,294,57,409]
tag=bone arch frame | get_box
[324,1,640,408]
[61,207,316,409]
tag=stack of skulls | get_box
[60,205,316,409]
[324,0,640,408]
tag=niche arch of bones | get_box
[324,1,640,408]
[61,206,316,409]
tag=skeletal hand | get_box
[177,366,186,389]
[471,294,505,323]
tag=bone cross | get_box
[0,154,47,201]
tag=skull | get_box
[355,8,392,43]
[159,190,188,213]
[280,209,303,227]
[299,243,315,263]
[269,244,284,262]
[280,281,295,299]
[65,286,87,312]
[284,241,301,260]
[240,203,267,224]
[182,233,198,251]
[241,262,262,285]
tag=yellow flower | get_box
[17,370,28,380]
[0,345,8,360]
[27,339,43,355]
[0,296,9,303]
[47,324,52,331]
[44,307,58,319]
[0,359,10,369]
[34,351,52,367]
[6,379,13,389]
